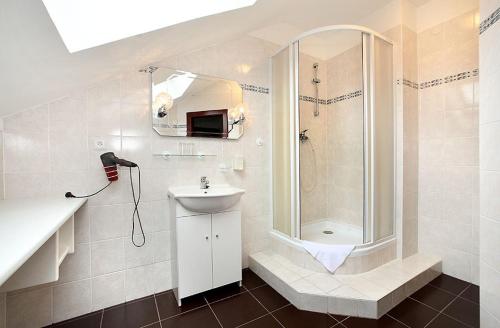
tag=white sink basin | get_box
[168,185,245,213]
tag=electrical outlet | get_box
[94,139,105,150]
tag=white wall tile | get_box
[153,261,172,293]
[53,280,92,323]
[74,204,90,244]
[6,287,52,328]
[125,265,155,301]
[91,238,125,276]
[57,243,91,284]
[90,205,126,241]
[92,271,125,310]
[125,233,154,268]
[418,8,479,282]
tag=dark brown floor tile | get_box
[239,314,283,328]
[204,282,246,303]
[460,284,479,304]
[443,297,479,328]
[410,284,456,311]
[161,306,220,328]
[273,304,337,328]
[142,323,161,328]
[210,292,267,327]
[329,314,348,323]
[102,296,159,328]
[250,285,289,311]
[429,274,470,295]
[388,298,438,328]
[51,311,102,328]
[242,268,266,289]
[342,315,407,328]
[427,314,470,328]
[155,290,207,319]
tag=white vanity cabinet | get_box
[169,197,242,305]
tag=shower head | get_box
[312,63,321,84]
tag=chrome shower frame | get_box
[271,25,397,250]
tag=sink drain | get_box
[322,230,333,235]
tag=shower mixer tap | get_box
[299,129,310,143]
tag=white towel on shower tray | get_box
[302,241,355,273]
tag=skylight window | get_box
[153,72,197,100]
[42,0,258,53]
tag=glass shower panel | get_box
[373,37,395,241]
[272,47,292,236]
[297,30,365,245]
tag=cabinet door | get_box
[176,214,212,298]
[211,211,242,288]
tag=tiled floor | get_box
[46,270,479,328]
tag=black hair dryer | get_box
[65,152,137,198]
[100,152,137,182]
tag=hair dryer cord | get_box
[129,166,145,247]
[65,182,112,198]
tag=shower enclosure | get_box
[272,26,395,249]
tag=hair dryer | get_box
[100,152,137,182]
[65,152,145,247]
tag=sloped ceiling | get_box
[0,0,395,117]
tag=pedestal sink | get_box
[168,185,245,213]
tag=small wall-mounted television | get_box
[186,109,228,138]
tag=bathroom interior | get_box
[0,0,498,327]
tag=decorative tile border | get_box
[299,90,363,106]
[327,90,363,104]
[299,95,327,105]
[480,6,500,34]
[240,83,269,94]
[420,69,479,89]
[396,79,419,89]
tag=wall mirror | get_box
[151,67,244,139]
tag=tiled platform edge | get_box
[249,251,442,319]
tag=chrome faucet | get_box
[200,176,210,189]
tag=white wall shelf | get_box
[0,198,86,292]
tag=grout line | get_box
[386,314,412,328]
[244,283,267,291]
[327,314,350,325]
[155,297,208,322]
[206,287,247,305]
[234,313,270,328]
[428,282,471,297]
[246,285,286,328]
[153,295,162,328]
[204,296,224,328]
[99,309,104,328]
[422,287,472,328]
[269,303,292,314]
[457,285,479,304]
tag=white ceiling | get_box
[0,0,400,117]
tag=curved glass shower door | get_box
[272,47,294,237]
[271,26,395,247]
[297,29,365,245]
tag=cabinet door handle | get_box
[205,236,209,240]
[216,234,220,239]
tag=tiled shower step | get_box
[249,251,441,319]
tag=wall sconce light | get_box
[153,91,173,118]
[232,103,246,124]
